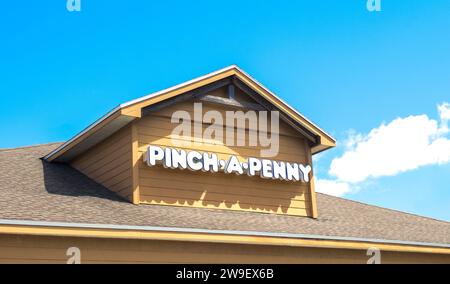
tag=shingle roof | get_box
[0,143,449,245]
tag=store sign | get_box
[143,145,312,183]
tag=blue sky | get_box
[1,1,449,220]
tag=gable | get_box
[67,85,319,217]
[135,94,314,216]
[43,65,335,218]
[44,65,335,163]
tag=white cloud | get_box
[318,102,450,196]
[315,179,353,196]
[439,102,450,121]
[438,102,450,131]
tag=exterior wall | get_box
[71,126,133,201]
[135,93,315,217]
[0,234,449,264]
[66,86,319,214]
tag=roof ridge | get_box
[0,142,64,152]
[44,65,336,162]
[317,192,450,224]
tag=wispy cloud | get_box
[316,102,450,196]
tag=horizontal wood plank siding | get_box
[0,234,449,264]
[137,99,313,217]
[71,126,133,201]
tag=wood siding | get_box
[71,126,133,201]
[136,96,315,217]
[0,234,448,264]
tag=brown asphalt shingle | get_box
[0,143,449,245]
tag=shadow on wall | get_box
[136,97,312,215]
[139,166,310,215]
[41,159,127,203]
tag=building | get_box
[0,65,449,263]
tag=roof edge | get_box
[0,219,449,253]
[44,65,336,162]
[120,64,336,143]
[43,105,122,161]
[318,192,450,225]
[232,66,336,144]
[44,65,238,162]
[0,142,63,153]
[120,65,240,109]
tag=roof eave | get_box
[45,65,336,162]
[0,219,448,254]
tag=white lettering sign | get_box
[143,145,312,183]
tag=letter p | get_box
[247,158,262,176]
[144,145,165,166]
